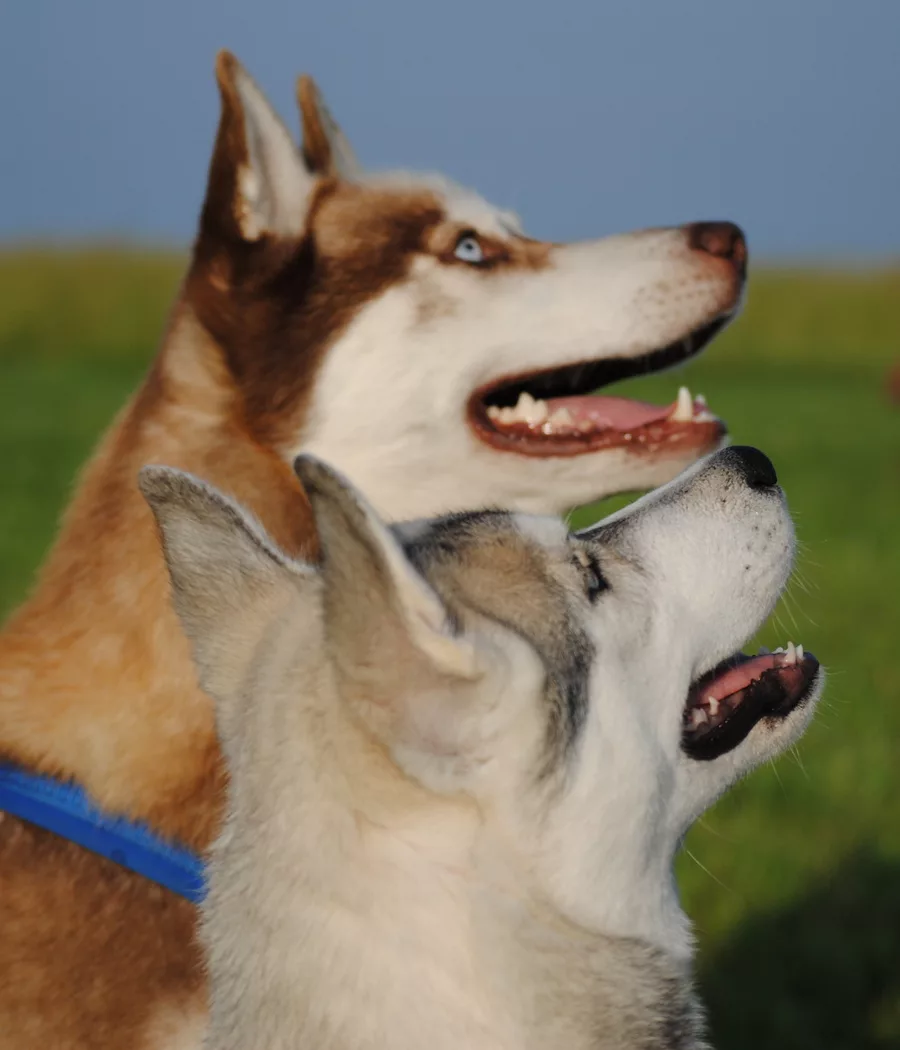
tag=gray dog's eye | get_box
[573,548,609,602]
[454,234,485,265]
[584,562,608,602]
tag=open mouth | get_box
[467,319,729,458]
[682,643,820,761]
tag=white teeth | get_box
[773,647,785,655]
[707,696,720,717]
[547,407,574,426]
[693,393,716,421]
[784,642,798,666]
[671,385,694,422]
[516,391,549,424]
[487,391,549,426]
[668,387,717,423]
[796,644,804,660]
[688,707,709,728]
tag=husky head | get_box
[142,447,821,967]
[185,53,747,521]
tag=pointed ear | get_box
[200,51,315,245]
[296,74,361,179]
[294,456,480,687]
[139,466,309,702]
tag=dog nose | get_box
[724,445,778,489]
[686,221,747,274]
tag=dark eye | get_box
[453,233,485,265]
[576,552,608,603]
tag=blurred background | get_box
[1,1,898,1045]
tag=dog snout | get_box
[684,221,747,276]
[718,445,778,490]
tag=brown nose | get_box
[686,221,747,274]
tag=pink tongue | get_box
[703,654,780,702]
[547,395,673,429]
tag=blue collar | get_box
[0,762,207,903]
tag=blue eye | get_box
[454,235,485,265]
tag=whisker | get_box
[683,848,739,897]
[790,745,810,781]
[695,818,737,844]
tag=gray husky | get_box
[142,446,822,1050]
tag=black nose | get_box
[725,445,778,489]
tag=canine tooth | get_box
[784,642,797,665]
[671,385,694,422]
[796,644,804,660]
[707,697,720,717]
[688,707,708,729]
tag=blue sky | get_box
[3,0,898,258]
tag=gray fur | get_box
[142,451,822,1050]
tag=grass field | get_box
[1,249,899,1047]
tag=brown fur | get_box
[0,54,557,1048]
[297,74,341,175]
[0,816,203,1049]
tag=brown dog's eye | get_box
[453,232,485,265]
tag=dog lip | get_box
[681,650,821,762]
[465,316,729,459]
[472,316,728,408]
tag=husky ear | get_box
[294,456,481,691]
[296,75,361,179]
[139,466,308,702]
[200,51,314,245]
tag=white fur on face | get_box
[429,451,822,960]
[296,173,735,522]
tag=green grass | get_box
[1,249,899,1047]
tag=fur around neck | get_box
[200,620,708,1050]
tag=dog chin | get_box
[675,666,824,822]
[741,666,825,766]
